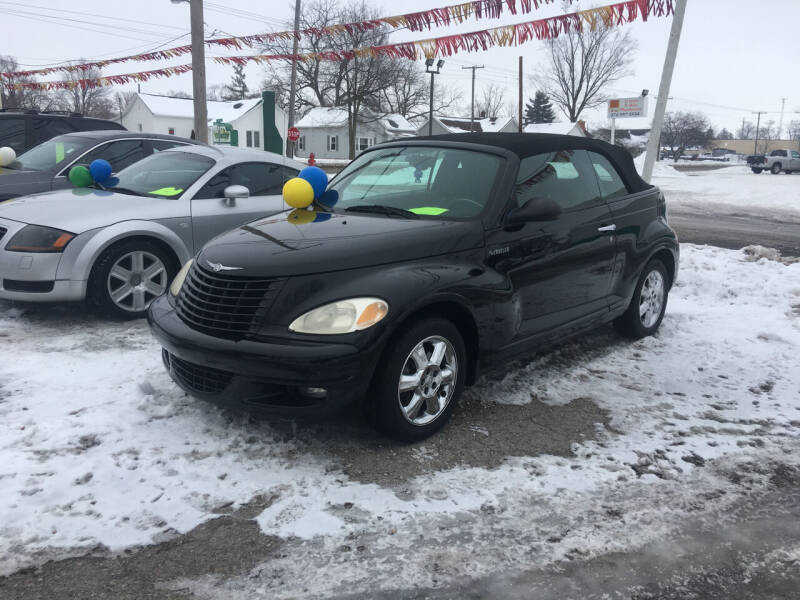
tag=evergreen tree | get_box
[524,91,556,124]
[223,64,249,101]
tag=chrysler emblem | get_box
[206,260,242,272]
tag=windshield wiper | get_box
[91,185,139,195]
[344,204,420,219]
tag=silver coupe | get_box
[0,145,305,317]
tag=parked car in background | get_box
[0,146,303,317]
[0,109,125,155]
[0,131,199,202]
[747,148,800,174]
[149,133,679,441]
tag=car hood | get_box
[0,189,186,233]
[198,211,484,277]
[0,168,51,198]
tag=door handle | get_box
[597,224,617,232]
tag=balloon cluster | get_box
[282,166,338,215]
[68,159,119,189]
[0,146,17,167]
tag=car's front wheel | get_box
[370,317,467,441]
[614,258,669,339]
[88,239,176,319]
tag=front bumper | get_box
[0,218,85,302]
[147,294,378,417]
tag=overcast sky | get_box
[2,0,799,133]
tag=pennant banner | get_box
[4,0,673,91]
[2,0,579,79]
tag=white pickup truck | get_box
[747,148,800,174]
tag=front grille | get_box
[175,263,282,340]
[165,351,232,394]
[0,226,7,243]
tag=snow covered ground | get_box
[642,157,800,220]
[1,243,799,597]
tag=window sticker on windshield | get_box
[149,186,184,196]
[547,161,579,179]
[409,206,449,215]
[55,143,65,163]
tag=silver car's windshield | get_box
[113,152,215,199]
[14,136,89,171]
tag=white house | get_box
[523,121,589,137]
[293,107,416,160]
[121,91,287,154]
[415,115,519,136]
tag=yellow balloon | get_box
[287,208,317,225]
[283,177,314,209]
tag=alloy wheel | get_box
[397,335,458,426]
[639,269,665,328]
[106,250,168,313]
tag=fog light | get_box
[298,386,327,399]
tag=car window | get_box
[0,118,26,154]
[32,118,75,145]
[152,140,189,152]
[587,151,629,200]
[770,150,787,157]
[515,149,601,210]
[113,151,215,198]
[194,162,297,199]
[793,151,800,159]
[78,140,146,172]
[14,136,89,171]
[329,146,502,219]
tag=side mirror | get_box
[224,185,250,201]
[505,196,562,225]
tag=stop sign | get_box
[287,127,300,142]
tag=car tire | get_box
[369,317,467,442]
[786,170,793,175]
[614,258,669,339]
[771,162,782,174]
[751,168,762,174]
[87,239,176,319]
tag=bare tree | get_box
[57,65,114,118]
[785,120,800,143]
[368,60,461,120]
[476,83,505,119]
[736,120,756,140]
[538,10,637,122]
[660,111,712,162]
[755,119,777,154]
[0,55,59,111]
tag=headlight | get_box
[289,297,388,334]
[5,225,75,253]
[170,259,194,296]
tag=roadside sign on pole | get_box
[607,97,649,119]
[287,127,300,142]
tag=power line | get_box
[0,1,186,32]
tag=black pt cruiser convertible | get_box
[148,133,678,441]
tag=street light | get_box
[425,58,444,136]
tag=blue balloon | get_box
[103,176,120,188]
[318,189,338,207]
[313,212,332,223]
[89,159,112,183]
[298,165,328,198]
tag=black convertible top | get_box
[412,132,652,193]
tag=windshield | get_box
[13,136,90,171]
[113,151,215,198]
[328,146,503,219]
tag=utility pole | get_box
[189,0,208,143]
[461,64,484,133]
[778,97,786,139]
[287,0,301,157]
[752,110,766,154]
[642,0,687,183]
[426,59,444,136]
[518,56,523,132]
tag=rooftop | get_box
[135,93,263,124]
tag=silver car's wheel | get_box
[639,269,665,329]
[397,335,458,426]
[106,250,168,313]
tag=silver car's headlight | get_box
[169,259,194,296]
[5,225,75,253]
[289,297,388,334]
